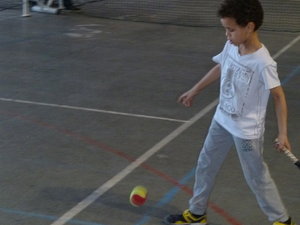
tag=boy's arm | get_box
[270,86,291,151]
[178,64,221,107]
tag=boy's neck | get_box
[238,32,262,56]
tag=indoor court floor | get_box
[0,7,299,225]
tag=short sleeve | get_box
[212,41,230,65]
[212,52,222,64]
[261,64,281,90]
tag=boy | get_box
[163,0,296,224]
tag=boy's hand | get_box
[178,90,196,107]
[274,136,291,152]
[177,64,221,108]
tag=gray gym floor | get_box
[0,7,299,225]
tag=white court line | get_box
[51,99,219,225]
[50,34,299,225]
[272,35,300,59]
[0,98,188,123]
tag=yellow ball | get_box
[129,186,148,207]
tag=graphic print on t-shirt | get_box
[220,56,254,116]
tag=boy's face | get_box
[220,17,253,46]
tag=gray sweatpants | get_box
[189,120,289,222]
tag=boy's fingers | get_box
[177,96,183,103]
[274,138,283,151]
[184,99,192,107]
[274,138,291,152]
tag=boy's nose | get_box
[225,31,230,38]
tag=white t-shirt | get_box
[212,41,281,139]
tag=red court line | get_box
[0,110,243,225]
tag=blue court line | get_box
[281,65,300,86]
[133,168,196,225]
[0,207,104,225]
[0,169,195,225]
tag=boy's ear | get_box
[247,22,256,32]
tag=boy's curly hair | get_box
[217,0,264,31]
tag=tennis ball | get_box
[129,185,148,207]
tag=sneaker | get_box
[273,217,296,225]
[163,209,207,224]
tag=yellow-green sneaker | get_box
[163,209,207,224]
[273,217,296,225]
